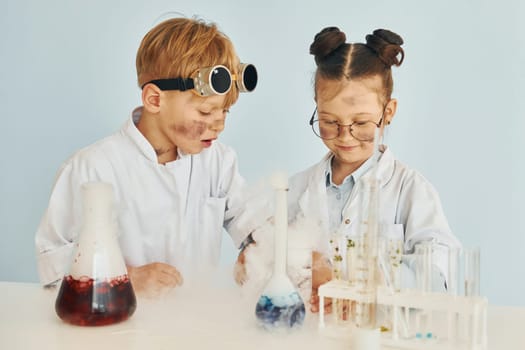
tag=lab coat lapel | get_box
[297,156,330,233]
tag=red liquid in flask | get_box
[55,275,137,326]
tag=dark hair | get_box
[310,27,404,102]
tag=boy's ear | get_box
[384,98,398,125]
[141,83,161,113]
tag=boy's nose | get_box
[209,119,225,132]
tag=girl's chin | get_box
[334,153,368,165]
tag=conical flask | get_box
[255,172,305,329]
[55,182,136,326]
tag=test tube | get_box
[353,237,376,328]
[377,238,405,339]
[414,242,433,339]
[346,238,357,285]
[447,247,460,296]
[329,236,345,324]
[447,247,460,341]
[389,238,403,292]
[415,243,432,293]
[464,247,480,297]
[463,247,481,345]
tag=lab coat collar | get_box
[125,107,159,163]
[316,145,395,191]
[360,145,395,189]
[297,145,396,229]
[125,107,191,164]
[340,145,395,226]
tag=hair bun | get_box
[309,27,346,64]
[365,29,404,67]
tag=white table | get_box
[1,281,524,350]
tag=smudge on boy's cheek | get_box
[174,120,207,139]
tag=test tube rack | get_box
[318,281,488,350]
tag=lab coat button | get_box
[345,218,350,225]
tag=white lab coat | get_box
[286,146,461,288]
[35,108,256,285]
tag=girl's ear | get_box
[141,83,162,114]
[383,98,398,125]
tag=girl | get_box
[295,26,461,312]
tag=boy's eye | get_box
[199,110,212,116]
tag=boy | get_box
[35,17,258,297]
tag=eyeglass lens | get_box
[312,111,378,141]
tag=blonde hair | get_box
[136,17,241,107]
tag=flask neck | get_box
[81,182,115,233]
[69,182,126,280]
[82,205,113,230]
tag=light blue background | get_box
[2,0,524,306]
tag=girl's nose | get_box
[337,125,355,140]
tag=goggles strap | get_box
[144,78,195,91]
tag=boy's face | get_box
[158,91,229,155]
[315,76,388,172]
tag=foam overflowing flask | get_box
[55,182,136,326]
[255,172,305,329]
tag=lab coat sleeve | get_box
[221,147,272,249]
[397,171,461,289]
[35,151,112,285]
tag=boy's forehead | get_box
[192,94,228,109]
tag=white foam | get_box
[137,266,346,349]
[244,216,328,303]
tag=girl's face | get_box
[315,76,395,173]
[159,91,229,155]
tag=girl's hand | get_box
[310,251,333,313]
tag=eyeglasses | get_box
[309,108,384,141]
[142,63,258,96]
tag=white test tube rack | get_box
[318,282,488,350]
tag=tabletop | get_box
[1,280,524,350]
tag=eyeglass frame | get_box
[308,106,387,141]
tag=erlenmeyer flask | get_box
[55,182,136,326]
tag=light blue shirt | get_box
[325,155,376,234]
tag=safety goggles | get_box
[142,63,257,96]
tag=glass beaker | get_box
[55,182,136,326]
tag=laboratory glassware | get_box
[55,182,136,326]
[255,172,306,329]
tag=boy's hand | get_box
[310,251,333,313]
[127,262,183,298]
[233,243,254,285]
